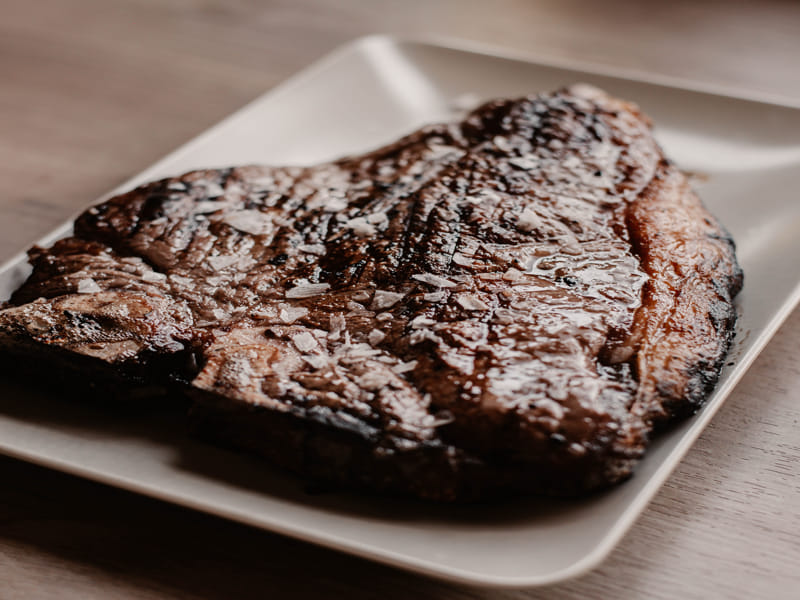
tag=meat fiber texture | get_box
[0,85,742,501]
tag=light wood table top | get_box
[1,1,799,598]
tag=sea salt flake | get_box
[357,371,391,391]
[207,254,239,271]
[426,143,463,161]
[211,308,230,321]
[423,291,447,303]
[250,175,275,189]
[337,343,382,364]
[410,316,437,329]
[409,329,439,345]
[141,271,167,283]
[251,306,277,320]
[493,307,516,324]
[391,360,418,374]
[412,273,456,288]
[509,157,538,170]
[328,314,346,340]
[301,354,329,369]
[203,182,225,198]
[286,282,330,299]
[278,305,309,324]
[456,293,490,311]
[371,290,405,310]
[169,274,193,287]
[77,278,101,294]
[365,211,389,227]
[368,329,386,345]
[291,331,318,353]
[222,210,273,235]
[464,188,501,204]
[323,198,348,212]
[517,208,541,232]
[502,267,524,282]
[194,201,222,214]
[344,216,376,237]
[451,253,473,267]
[493,136,514,153]
[297,243,326,255]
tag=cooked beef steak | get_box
[0,85,742,500]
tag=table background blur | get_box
[1,1,799,598]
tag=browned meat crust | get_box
[0,85,742,500]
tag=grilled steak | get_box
[0,85,742,500]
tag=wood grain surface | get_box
[1,1,799,598]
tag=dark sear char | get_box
[0,85,742,501]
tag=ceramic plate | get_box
[2,35,800,588]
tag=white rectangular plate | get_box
[2,36,800,588]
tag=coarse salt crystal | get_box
[371,290,405,310]
[167,181,187,191]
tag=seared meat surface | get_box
[0,85,742,500]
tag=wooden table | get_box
[2,1,799,598]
